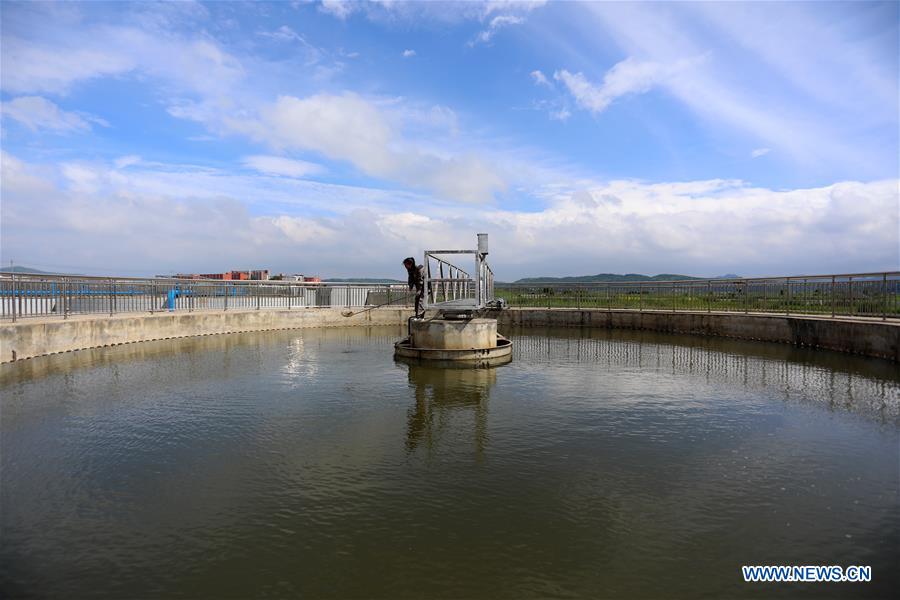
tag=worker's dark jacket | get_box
[406,264,425,290]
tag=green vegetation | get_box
[496,286,900,318]
[512,273,705,283]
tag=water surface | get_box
[2,326,898,598]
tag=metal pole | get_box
[257,281,261,310]
[639,283,643,312]
[63,277,68,319]
[224,282,228,312]
[109,279,115,316]
[785,278,790,316]
[883,273,888,321]
[10,273,16,322]
[707,280,711,313]
[848,277,853,317]
[831,276,835,318]
[744,281,748,314]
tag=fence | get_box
[0,274,414,321]
[3,271,897,322]
[496,272,900,321]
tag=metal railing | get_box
[4,270,895,322]
[0,273,415,321]
[423,233,495,310]
[496,272,900,321]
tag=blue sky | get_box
[1,0,897,279]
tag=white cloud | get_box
[579,2,896,175]
[471,14,525,45]
[114,155,142,169]
[550,108,571,122]
[555,57,696,115]
[2,25,243,101]
[402,49,416,58]
[319,0,356,20]
[318,0,546,25]
[3,152,896,279]
[1,37,135,95]
[258,25,305,42]
[0,96,102,132]
[242,155,324,178]
[530,70,550,87]
[232,92,505,203]
[751,148,771,158]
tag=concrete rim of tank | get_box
[394,335,512,362]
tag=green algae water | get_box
[2,326,898,599]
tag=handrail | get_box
[0,276,415,321]
[495,272,899,321]
[422,233,493,310]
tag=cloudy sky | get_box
[1,0,897,279]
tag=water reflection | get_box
[511,327,900,424]
[398,359,505,458]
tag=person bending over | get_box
[403,257,426,317]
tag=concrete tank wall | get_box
[3,307,897,364]
[0,308,414,363]
[491,308,899,361]
[409,318,497,350]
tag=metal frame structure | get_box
[423,233,495,310]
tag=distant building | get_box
[274,274,321,283]
[170,270,270,281]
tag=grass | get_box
[496,288,900,319]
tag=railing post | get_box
[639,283,643,312]
[848,277,853,317]
[256,281,261,310]
[831,276,835,318]
[63,277,69,319]
[785,278,790,316]
[224,283,228,312]
[10,273,17,322]
[744,281,748,314]
[109,278,115,316]
[17,274,24,320]
[883,273,888,321]
[707,280,711,313]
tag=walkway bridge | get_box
[423,233,496,313]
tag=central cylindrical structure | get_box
[410,318,497,350]
[395,317,512,363]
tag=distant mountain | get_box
[0,265,65,275]
[323,278,404,284]
[511,273,703,284]
[713,273,741,279]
